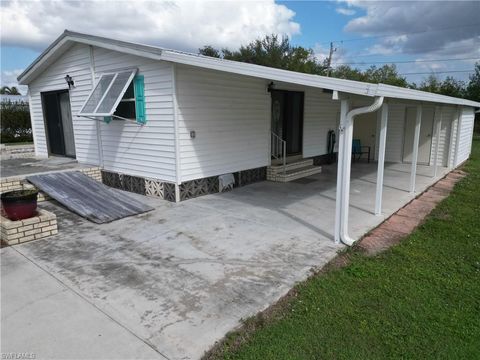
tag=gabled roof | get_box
[18,30,480,108]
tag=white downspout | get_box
[339,96,384,246]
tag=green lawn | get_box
[210,138,480,360]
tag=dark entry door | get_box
[271,90,304,156]
[42,91,76,158]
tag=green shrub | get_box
[1,100,32,143]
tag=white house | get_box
[17,30,479,244]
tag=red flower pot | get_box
[1,190,38,221]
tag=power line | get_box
[318,23,480,45]
[335,42,479,59]
[399,70,473,76]
[333,57,479,66]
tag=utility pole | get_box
[326,42,337,77]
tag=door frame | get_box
[270,89,304,157]
[41,89,76,158]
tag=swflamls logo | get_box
[1,353,36,359]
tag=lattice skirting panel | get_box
[101,171,176,202]
[179,167,267,201]
[179,176,219,201]
[101,166,267,203]
[234,167,267,187]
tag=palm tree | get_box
[0,86,21,95]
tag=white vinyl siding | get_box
[93,47,176,182]
[455,107,475,166]
[385,103,406,163]
[175,65,270,182]
[303,89,340,157]
[28,44,176,182]
[28,43,98,163]
[430,106,456,167]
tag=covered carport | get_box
[332,87,476,246]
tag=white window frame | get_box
[78,68,137,117]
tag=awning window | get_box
[78,69,137,117]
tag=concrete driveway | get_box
[1,162,447,359]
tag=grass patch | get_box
[207,138,480,360]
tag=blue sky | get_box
[1,0,479,93]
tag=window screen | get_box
[78,69,137,116]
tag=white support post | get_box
[375,102,388,216]
[453,107,462,168]
[334,99,349,243]
[409,105,422,193]
[433,106,442,178]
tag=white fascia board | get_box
[160,51,378,97]
[162,51,480,108]
[376,84,480,108]
[18,32,163,85]
[18,37,71,85]
[71,37,163,62]
[18,29,480,110]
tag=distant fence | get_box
[0,100,32,143]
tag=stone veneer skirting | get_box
[1,209,57,246]
[101,167,267,202]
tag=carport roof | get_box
[18,30,480,108]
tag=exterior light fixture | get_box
[267,81,275,92]
[64,74,75,89]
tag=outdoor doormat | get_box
[27,171,153,224]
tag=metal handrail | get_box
[271,131,286,175]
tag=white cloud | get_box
[339,1,480,56]
[335,8,356,16]
[336,1,480,81]
[0,0,301,52]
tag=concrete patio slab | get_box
[1,157,90,178]
[1,161,450,359]
[1,247,166,360]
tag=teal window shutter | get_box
[134,75,146,124]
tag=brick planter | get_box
[1,209,57,245]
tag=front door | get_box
[42,90,76,158]
[271,90,304,156]
[403,106,434,164]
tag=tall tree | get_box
[466,62,480,103]
[364,65,409,87]
[199,35,327,75]
[0,86,21,95]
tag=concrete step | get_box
[269,158,313,173]
[267,165,322,182]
